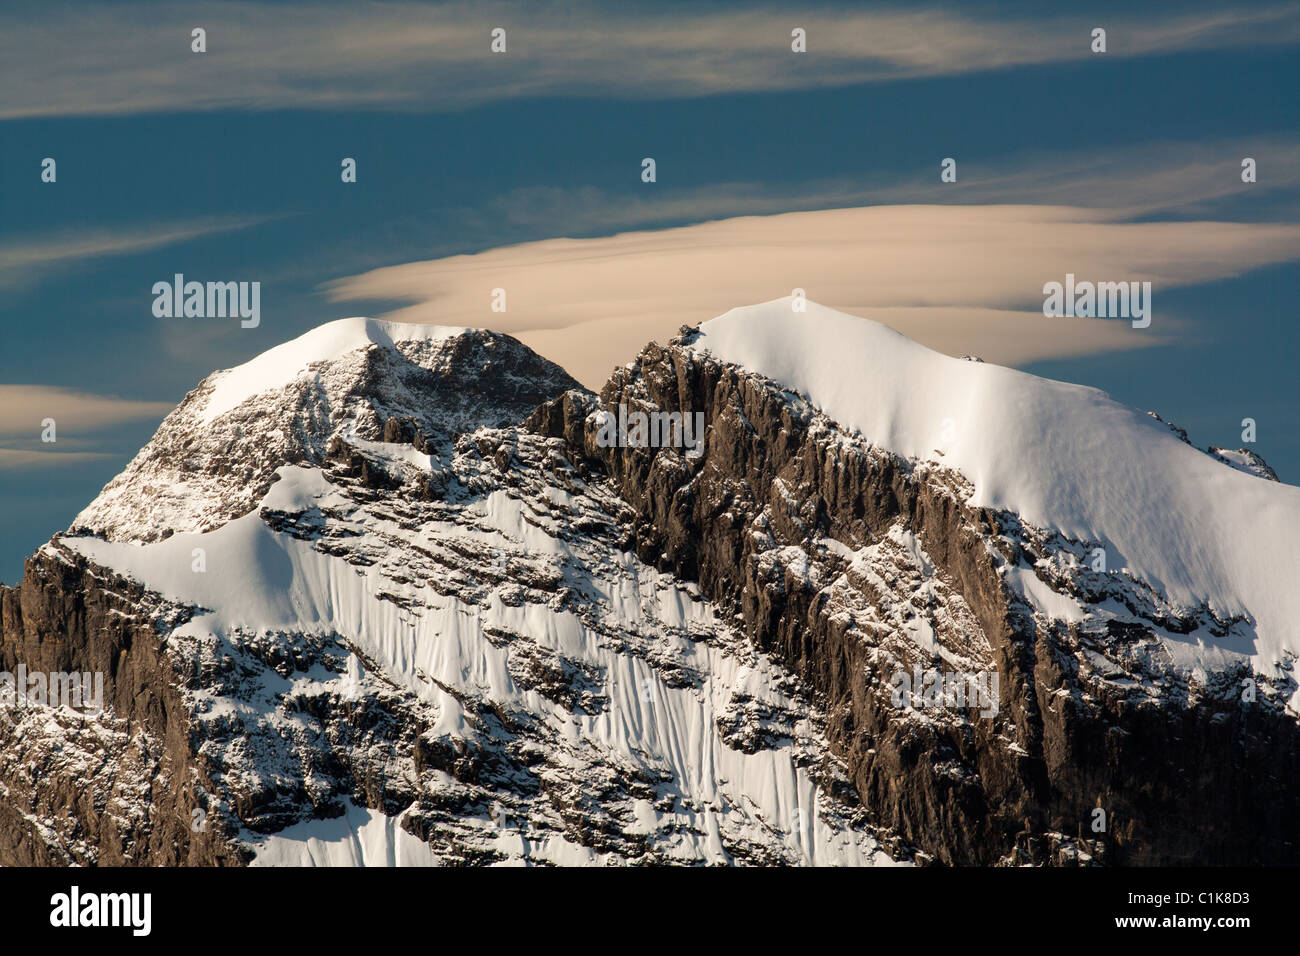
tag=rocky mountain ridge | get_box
[1,307,1296,865]
[530,325,1300,864]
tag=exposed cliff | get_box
[0,549,242,865]
[529,325,1300,865]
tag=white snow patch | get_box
[1004,564,1086,624]
[696,299,1300,688]
[199,317,467,424]
[248,801,440,867]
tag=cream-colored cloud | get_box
[0,386,171,439]
[4,2,1299,118]
[325,203,1300,387]
[0,449,113,470]
[0,386,170,469]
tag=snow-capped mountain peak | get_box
[694,298,1300,686]
[5,302,1296,868]
[196,317,469,424]
[72,319,581,543]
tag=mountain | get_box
[1,301,1296,866]
[72,319,581,543]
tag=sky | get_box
[1,0,1298,583]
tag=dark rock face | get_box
[529,330,1300,865]
[0,550,243,865]
[0,546,460,864]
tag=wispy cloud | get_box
[0,449,113,470]
[903,137,1300,218]
[0,217,271,291]
[325,203,1300,387]
[443,134,1300,244]
[0,386,172,437]
[4,1,1299,118]
[0,386,170,470]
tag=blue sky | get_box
[2,0,1299,582]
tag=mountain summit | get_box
[73,318,581,543]
[695,300,1300,680]
[1,301,1296,866]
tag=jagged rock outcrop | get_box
[1209,446,1280,482]
[0,551,242,865]
[529,327,1300,865]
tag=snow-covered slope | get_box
[197,317,467,424]
[45,316,897,866]
[694,298,1300,690]
[62,457,890,865]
